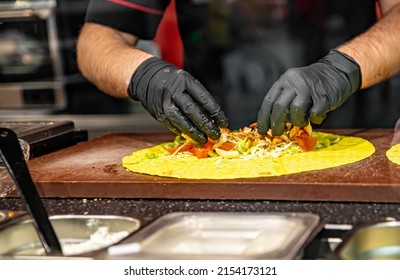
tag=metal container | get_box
[336,220,400,260]
[0,138,30,197]
[107,212,323,260]
[0,215,140,256]
[0,0,66,113]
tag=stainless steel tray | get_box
[107,212,323,260]
[0,215,141,256]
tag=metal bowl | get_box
[0,215,140,256]
[336,220,400,260]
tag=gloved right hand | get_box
[257,49,361,136]
[128,57,228,144]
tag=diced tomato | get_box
[203,138,216,151]
[189,138,216,158]
[193,147,209,158]
[295,135,318,152]
[217,141,236,151]
[166,147,176,153]
[166,143,194,154]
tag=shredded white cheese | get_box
[61,227,129,255]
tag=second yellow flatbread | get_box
[386,144,400,165]
[122,133,375,179]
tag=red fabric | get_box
[153,0,184,68]
[375,0,382,19]
[107,0,163,15]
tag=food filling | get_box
[163,123,339,160]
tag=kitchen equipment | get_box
[0,120,88,158]
[0,0,66,113]
[0,137,29,197]
[0,215,141,256]
[336,219,400,260]
[0,120,87,197]
[21,129,400,203]
[0,127,62,255]
[107,212,323,259]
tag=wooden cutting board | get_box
[18,129,400,202]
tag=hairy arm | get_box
[337,0,400,89]
[76,22,153,98]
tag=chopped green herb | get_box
[312,132,341,150]
[145,152,158,159]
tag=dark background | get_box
[2,0,400,130]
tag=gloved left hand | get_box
[257,49,361,136]
[128,57,228,144]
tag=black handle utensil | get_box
[0,127,63,256]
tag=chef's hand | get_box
[128,57,228,144]
[257,49,361,136]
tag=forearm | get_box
[337,3,400,89]
[76,23,153,98]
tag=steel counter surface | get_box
[12,128,400,202]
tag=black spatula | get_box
[0,127,63,256]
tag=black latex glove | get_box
[128,57,228,144]
[257,49,361,136]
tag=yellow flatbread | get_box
[386,144,400,165]
[122,132,375,179]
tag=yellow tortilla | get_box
[122,133,375,179]
[386,144,400,165]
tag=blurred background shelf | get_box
[0,113,167,139]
